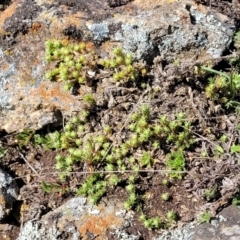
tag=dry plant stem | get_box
[226,116,240,152]
[149,114,236,124]
[209,0,212,10]
[190,129,221,149]
[202,141,210,158]
[195,52,237,66]
[227,133,234,153]
[19,152,41,178]
[188,87,206,125]
[39,169,188,177]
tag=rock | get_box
[17,198,240,239]
[154,222,198,240]
[17,197,136,240]
[0,169,19,221]
[151,205,240,240]
[0,0,235,133]
[2,106,63,133]
[190,205,240,240]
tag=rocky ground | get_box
[0,0,240,239]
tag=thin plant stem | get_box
[19,152,41,178]
[39,169,188,176]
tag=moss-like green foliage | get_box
[44,40,146,90]
[36,106,193,202]
[0,147,7,158]
[41,180,63,194]
[202,66,240,113]
[32,100,195,229]
[199,211,212,223]
[161,192,170,201]
[166,150,185,179]
[202,31,240,112]
[127,111,193,150]
[45,40,98,90]
[98,46,146,83]
[204,188,217,201]
[140,215,163,229]
[76,173,107,204]
[40,41,196,229]
[16,129,35,147]
[166,210,177,222]
[31,104,196,230]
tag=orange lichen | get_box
[1,62,9,70]
[101,41,117,54]
[29,22,43,34]
[31,82,76,110]
[64,12,85,27]
[78,206,123,240]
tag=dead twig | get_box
[19,152,41,179]
[38,169,188,176]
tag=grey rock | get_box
[88,23,110,42]
[17,221,60,240]
[150,206,240,240]
[152,205,240,240]
[154,222,197,240]
[190,205,240,240]
[0,169,19,221]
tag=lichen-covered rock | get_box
[0,0,235,132]
[17,197,240,240]
[0,169,19,221]
[17,197,135,240]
